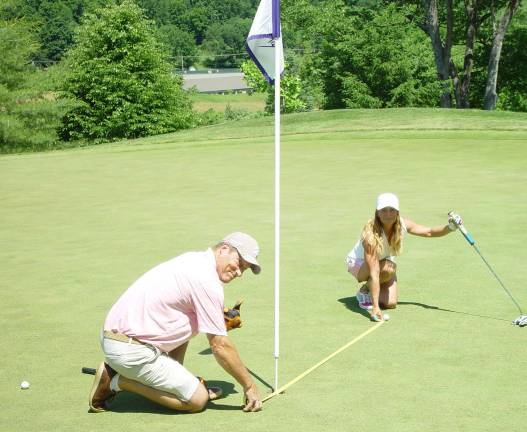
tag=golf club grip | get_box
[459,225,475,245]
[82,367,96,375]
[448,212,475,245]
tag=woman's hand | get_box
[370,306,384,322]
[447,212,463,231]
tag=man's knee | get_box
[186,383,208,413]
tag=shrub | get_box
[59,0,195,142]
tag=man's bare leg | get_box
[117,375,209,413]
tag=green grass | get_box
[190,92,266,113]
[1,108,527,431]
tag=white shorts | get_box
[101,335,199,402]
[347,257,364,280]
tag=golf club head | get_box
[513,315,527,327]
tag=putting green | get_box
[1,108,526,431]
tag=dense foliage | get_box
[1,0,527,152]
[59,0,194,141]
[241,60,307,113]
[489,8,527,111]
[0,16,74,152]
[315,4,442,109]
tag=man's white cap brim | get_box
[222,232,261,274]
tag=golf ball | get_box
[20,381,30,390]
[383,313,390,321]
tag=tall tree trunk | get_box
[451,60,461,107]
[420,0,455,107]
[459,0,477,108]
[483,0,520,110]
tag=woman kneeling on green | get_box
[346,193,462,322]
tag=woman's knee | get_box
[379,259,396,283]
[382,301,397,309]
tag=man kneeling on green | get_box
[89,232,263,413]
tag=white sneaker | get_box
[356,286,373,310]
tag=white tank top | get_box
[346,218,407,263]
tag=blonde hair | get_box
[361,211,403,257]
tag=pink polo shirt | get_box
[104,248,227,353]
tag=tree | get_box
[416,0,455,107]
[497,12,527,111]
[1,17,73,152]
[483,0,521,109]
[456,0,477,108]
[156,24,198,68]
[202,17,252,68]
[240,60,307,113]
[0,18,38,91]
[59,0,194,141]
[310,3,441,109]
[35,0,76,63]
[403,0,523,109]
[181,6,209,44]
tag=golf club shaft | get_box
[470,243,523,315]
[451,213,524,316]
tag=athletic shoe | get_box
[89,362,116,412]
[356,286,373,310]
[198,376,224,400]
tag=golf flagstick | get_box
[449,212,526,326]
[273,3,281,395]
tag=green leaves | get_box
[59,0,194,142]
[241,60,307,114]
[312,3,440,108]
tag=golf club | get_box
[449,212,527,327]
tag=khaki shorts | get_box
[101,335,199,402]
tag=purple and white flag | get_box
[246,0,284,84]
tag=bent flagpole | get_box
[246,0,284,392]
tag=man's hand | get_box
[224,299,243,331]
[207,333,261,412]
[243,383,262,412]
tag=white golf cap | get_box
[222,232,261,274]
[376,193,400,211]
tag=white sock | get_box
[110,374,121,392]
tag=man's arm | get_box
[207,333,262,412]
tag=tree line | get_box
[1,0,526,153]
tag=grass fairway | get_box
[1,108,527,431]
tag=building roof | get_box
[182,71,251,93]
